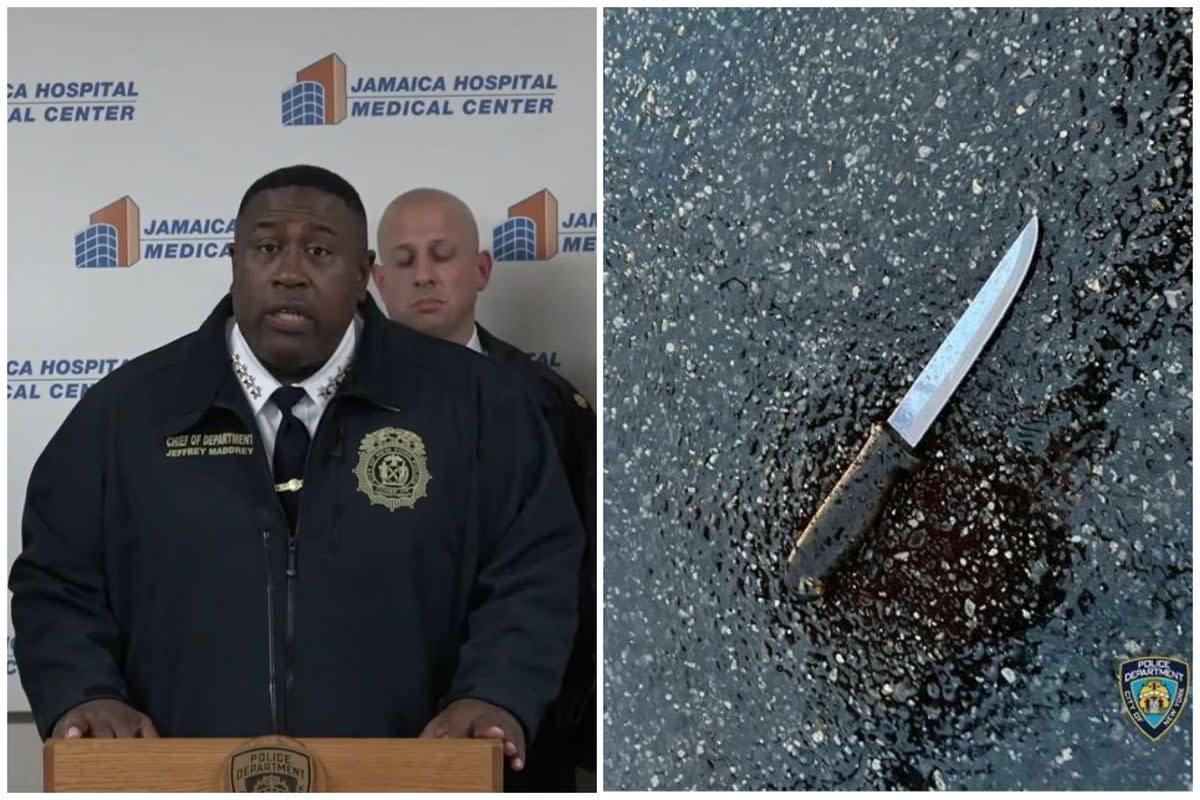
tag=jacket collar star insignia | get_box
[231,352,263,400]
[319,362,351,399]
[226,316,360,415]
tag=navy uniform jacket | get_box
[10,296,584,742]
[477,326,596,770]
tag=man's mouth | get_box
[412,298,444,313]
[264,306,315,334]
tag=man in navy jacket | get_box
[9,166,583,774]
[373,188,596,789]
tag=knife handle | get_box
[784,423,920,599]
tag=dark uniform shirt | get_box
[9,296,584,743]
[477,325,596,786]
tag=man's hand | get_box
[420,698,526,771]
[51,699,159,739]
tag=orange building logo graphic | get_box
[281,54,348,126]
[493,189,559,261]
[74,196,140,268]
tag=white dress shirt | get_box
[227,317,359,470]
[465,325,484,355]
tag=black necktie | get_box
[271,386,310,529]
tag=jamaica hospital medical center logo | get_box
[74,196,234,268]
[492,190,595,262]
[279,53,559,124]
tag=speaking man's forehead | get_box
[246,187,354,218]
[240,187,366,246]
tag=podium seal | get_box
[221,736,326,792]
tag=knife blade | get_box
[784,215,1039,598]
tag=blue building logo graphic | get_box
[75,196,140,268]
[493,189,558,261]
[281,54,347,126]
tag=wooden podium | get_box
[44,737,503,792]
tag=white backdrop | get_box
[7,7,597,712]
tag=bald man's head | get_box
[378,189,480,254]
[372,188,493,346]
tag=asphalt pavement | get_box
[602,7,1192,790]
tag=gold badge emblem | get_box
[573,393,589,409]
[354,427,431,510]
[221,736,325,792]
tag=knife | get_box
[784,215,1040,598]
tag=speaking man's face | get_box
[232,186,371,382]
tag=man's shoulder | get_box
[479,328,592,414]
[373,318,519,395]
[76,328,201,409]
[37,324,210,453]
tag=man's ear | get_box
[476,251,494,292]
[357,249,376,299]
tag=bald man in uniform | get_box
[372,189,595,791]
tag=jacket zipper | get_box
[285,530,298,732]
[278,398,336,734]
[262,530,279,733]
[237,396,329,734]
[256,442,296,733]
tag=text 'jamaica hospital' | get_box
[282,56,560,124]
[355,74,557,117]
